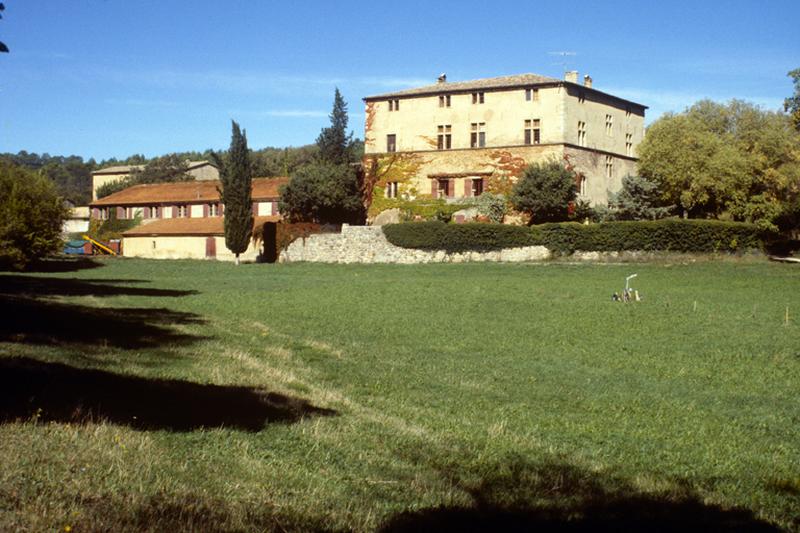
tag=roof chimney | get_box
[583,74,592,88]
[564,70,578,83]
[437,73,447,84]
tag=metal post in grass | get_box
[625,274,637,302]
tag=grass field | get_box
[1,257,799,531]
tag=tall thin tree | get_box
[213,121,253,265]
[316,88,353,164]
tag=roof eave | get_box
[363,80,648,110]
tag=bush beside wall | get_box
[384,219,771,254]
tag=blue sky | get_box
[1,0,798,160]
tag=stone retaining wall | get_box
[279,225,551,264]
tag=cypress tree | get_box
[214,121,253,265]
[316,88,353,164]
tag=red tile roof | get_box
[122,215,281,237]
[91,177,288,206]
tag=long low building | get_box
[89,177,287,261]
[122,215,280,260]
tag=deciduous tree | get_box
[0,161,68,270]
[638,99,800,229]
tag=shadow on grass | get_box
[23,257,105,273]
[0,274,205,350]
[380,454,780,532]
[0,275,198,298]
[0,357,336,432]
[1,295,206,349]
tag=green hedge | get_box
[383,222,536,253]
[383,219,771,254]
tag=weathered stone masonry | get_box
[279,225,551,264]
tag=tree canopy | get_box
[0,161,68,270]
[638,99,800,229]
[214,121,253,264]
[510,160,577,224]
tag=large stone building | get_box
[91,160,219,200]
[362,72,646,212]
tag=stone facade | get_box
[279,225,550,264]
[363,72,646,210]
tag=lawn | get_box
[1,257,799,531]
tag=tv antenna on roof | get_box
[548,51,577,75]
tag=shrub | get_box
[0,161,69,270]
[607,175,675,221]
[383,219,771,255]
[475,193,507,223]
[88,212,142,242]
[510,160,577,223]
[279,162,364,224]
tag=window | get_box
[148,206,159,218]
[525,88,539,101]
[605,155,613,178]
[471,178,484,197]
[386,182,399,199]
[625,133,633,157]
[438,94,451,107]
[100,207,109,220]
[125,207,134,219]
[178,205,188,218]
[578,90,586,104]
[471,91,484,104]
[470,122,486,148]
[577,121,587,146]
[386,134,396,153]
[625,106,632,118]
[437,179,450,198]
[605,114,613,136]
[524,119,541,145]
[209,203,221,217]
[388,99,399,111]
[579,176,587,196]
[437,124,452,150]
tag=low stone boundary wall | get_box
[279,225,551,264]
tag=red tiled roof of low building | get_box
[90,177,288,206]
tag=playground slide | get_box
[82,234,117,256]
